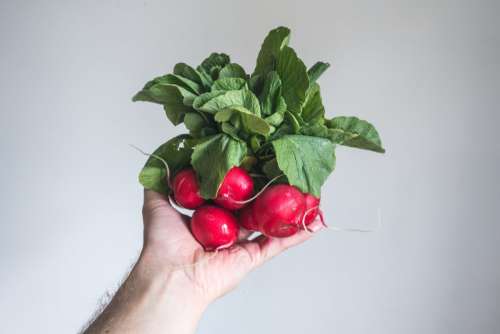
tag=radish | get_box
[253,184,306,238]
[302,193,320,226]
[190,205,239,250]
[214,166,254,210]
[238,202,259,231]
[172,168,205,209]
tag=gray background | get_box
[1,0,499,333]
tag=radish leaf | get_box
[193,89,261,116]
[276,46,309,114]
[191,134,247,198]
[199,53,230,79]
[326,116,385,153]
[307,61,330,87]
[219,63,247,79]
[253,26,290,77]
[301,83,325,124]
[211,78,247,91]
[139,135,196,195]
[272,135,335,196]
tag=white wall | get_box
[1,0,499,333]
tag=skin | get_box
[83,189,323,334]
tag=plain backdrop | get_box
[1,0,499,333]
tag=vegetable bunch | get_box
[133,26,385,249]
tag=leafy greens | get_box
[134,26,385,198]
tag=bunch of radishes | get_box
[133,26,385,252]
[171,166,321,250]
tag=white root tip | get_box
[325,208,383,233]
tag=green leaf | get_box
[259,71,282,116]
[301,83,324,124]
[253,26,290,77]
[326,116,385,153]
[284,111,301,133]
[300,123,329,137]
[191,134,247,198]
[276,46,309,114]
[173,63,205,87]
[200,127,218,137]
[162,74,202,95]
[214,108,233,122]
[221,122,241,141]
[193,89,261,116]
[219,63,247,79]
[139,135,195,195]
[215,106,271,136]
[262,158,285,180]
[247,74,265,96]
[250,135,261,152]
[184,112,210,137]
[192,91,226,110]
[307,61,330,86]
[264,100,286,126]
[269,119,294,140]
[133,81,197,125]
[158,85,196,125]
[199,53,231,79]
[196,66,214,89]
[271,135,335,196]
[134,74,202,98]
[211,78,247,91]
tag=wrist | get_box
[135,249,210,310]
[119,252,208,334]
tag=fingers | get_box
[241,218,324,268]
[238,227,254,241]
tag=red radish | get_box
[172,168,205,209]
[238,203,259,231]
[190,205,239,250]
[253,184,306,238]
[214,166,254,210]
[302,194,320,226]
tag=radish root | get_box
[221,174,284,205]
[319,210,327,228]
[131,144,239,270]
[324,208,382,233]
[300,205,321,234]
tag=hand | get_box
[83,190,323,334]
[140,189,324,305]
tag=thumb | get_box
[142,189,181,220]
[243,218,324,268]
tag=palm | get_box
[142,190,321,303]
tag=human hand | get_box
[83,190,323,334]
[139,189,324,306]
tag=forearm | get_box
[84,255,207,334]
